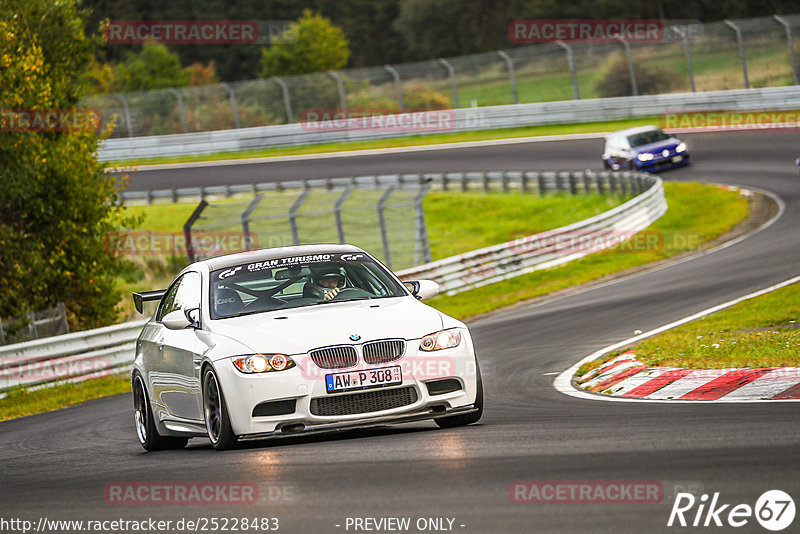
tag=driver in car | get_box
[306,269,346,301]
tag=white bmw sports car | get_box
[131,245,483,451]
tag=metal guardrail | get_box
[395,171,665,293]
[100,85,800,161]
[0,320,146,391]
[2,170,662,391]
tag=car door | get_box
[148,271,204,423]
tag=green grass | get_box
[106,116,659,167]
[634,282,800,369]
[426,182,750,320]
[0,374,130,422]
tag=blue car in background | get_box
[602,126,690,172]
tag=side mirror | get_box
[404,280,439,300]
[162,309,191,330]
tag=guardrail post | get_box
[437,58,460,108]
[270,77,293,123]
[620,173,629,196]
[609,173,618,194]
[166,88,189,133]
[724,20,749,89]
[112,94,134,138]
[241,194,264,251]
[220,82,241,129]
[377,188,395,268]
[497,51,519,104]
[289,189,309,246]
[672,26,696,92]
[414,185,432,265]
[334,187,353,244]
[555,41,580,100]
[327,71,347,115]
[568,172,578,195]
[597,172,606,194]
[538,173,546,196]
[615,36,638,96]
[582,171,592,194]
[183,199,208,263]
[774,16,799,85]
[483,171,490,192]
[384,65,404,111]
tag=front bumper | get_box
[215,331,479,436]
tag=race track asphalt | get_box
[3,130,799,533]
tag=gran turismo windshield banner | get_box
[211,252,370,282]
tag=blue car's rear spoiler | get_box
[132,289,167,314]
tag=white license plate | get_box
[325,366,402,393]
[671,155,683,163]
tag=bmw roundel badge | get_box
[349,334,361,341]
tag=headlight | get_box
[419,329,462,352]
[637,153,654,161]
[232,354,295,373]
[675,142,687,153]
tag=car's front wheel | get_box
[132,373,188,452]
[434,360,483,428]
[202,366,238,450]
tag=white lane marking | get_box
[553,274,800,403]
[542,372,559,376]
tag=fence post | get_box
[241,194,264,251]
[384,65,404,111]
[220,82,241,129]
[166,88,189,133]
[615,36,638,96]
[724,20,749,89]
[58,302,69,335]
[774,15,798,85]
[112,93,134,138]
[414,185,432,266]
[437,58,460,108]
[288,189,310,246]
[0,317,4,345]
[672,26,696,92]
[183,199,209,263]
[377,188,395,268]
[555,41,580,99]
[270,77,293,123]
[497,51,519,104]
[327,71,347,115]
[334,187,353,244]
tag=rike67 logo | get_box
[668,490,795,531]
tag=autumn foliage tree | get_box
[0,0,135,329]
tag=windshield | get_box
[209,252,407,319]
[628,129,670,147]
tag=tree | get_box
[0,0,136,329]
[115,42,191,93]
[261,10,350,77]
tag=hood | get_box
[632,137,680,154]
[206,297,445,355]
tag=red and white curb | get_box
[554,275,800,403]
[577,351,800,401]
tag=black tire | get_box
[202,366,238,450]
[132,373,188,452]
[434,360,483,429]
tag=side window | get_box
[157,272,201,321]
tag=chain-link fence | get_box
[82,15,800,139]
[0,303,69,346]
[183,183,432,271]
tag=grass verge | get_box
[428,182,750,320]
[634,282,800,369]
[0,374,130,422]
[106,116,657,168]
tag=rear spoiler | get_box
[132,289,167,314]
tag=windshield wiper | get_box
[312,297,372,305]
